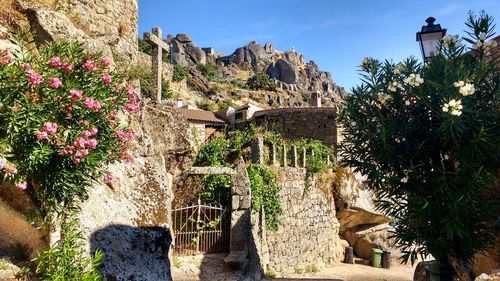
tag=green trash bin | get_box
[371,249,383,268]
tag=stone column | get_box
[302,147,307,167]
[225,158,252,267]
[271,144,276,165]
[291,145,298,167]
[151,28,162,102]
[251,137,264,164]
[283,144,287,167]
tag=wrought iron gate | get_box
[172,200,230,255]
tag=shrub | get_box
[196,99,215,111]
[172,64,188,82]
[196,63,222,82]
[34,215,104,281]
[245,73,276,91]
[0,41,139,216]
[339,12,499,280]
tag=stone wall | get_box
[262,167,344,273]
[252,108,337,146]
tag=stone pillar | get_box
[270,144,277,165]
[283,144,287,167]
[302,147,307,167]
[225,159,252,267]
[251,137,264,164]
[291,145,298,167]
[151,27,162,102]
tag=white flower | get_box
[361,57,373,71]
[0,158,5,169]
[400,177,409,183]
[442,99,462,116]
[378,92,392,104]
[394,63,403,75]
[405,100,411,106]
[404,73,424,86]
[473,41,483,50]
[479,32,487,41]
[459,83,475,96]
[453,81,465,88]
[442,35,462,49]
[388,81,402,92]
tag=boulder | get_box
[175,33,192,43]
[266,60,298,84]
[337,207,390,233]
[188,67,210,93]
[25,7,88,44]
[185,45,206,65]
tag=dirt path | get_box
[270,262,415,281]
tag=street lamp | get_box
[416,17,447,63]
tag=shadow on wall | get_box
[90,225,172,281]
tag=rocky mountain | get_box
[164,33,346,109]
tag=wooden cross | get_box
[143,27,170,102]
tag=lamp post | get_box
[416,17,447,63]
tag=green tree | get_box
[245,73,276,91]
[339,12,499,281]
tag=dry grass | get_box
[0,0,27,30]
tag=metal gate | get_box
[172,199,230,255]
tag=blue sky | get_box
[138,0,500,92]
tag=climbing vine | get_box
[194,127,335,231]
[247,164,282,231]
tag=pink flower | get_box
[108,120,118,127]
[82,130,92,138]
[0,51,13,65]
[74,138,86,149]
[110,112,118,119]
[35,130,48,140]
[61,62,73,72]
[20,63,31,70]
[0,158,5,169]
[72,157,81,164]
[85,139,98,149]
[27,69,44,85]
[92,66,101,72]
[125,83,135,95]
[124,103,141,112]
[70,89,82,101]
[50,77,63,89]
[82,60,94,71]
[49,56,61,68]
[75,149,89,158]
[102,57,111,66]
[115,130,125,139]
[83,97,101,111]
[44,122,59,135]
[16,182,27,190]
[126,130,135,139]
[93,101,101,111]
[103,173,113,184]
[90,128,98,135]
[101,73,112,85]
[59,145,75,156]
[128,93,138,103]
[5,166,17,174]
[120,152,134,163]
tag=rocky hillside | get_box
[152,33,346,109]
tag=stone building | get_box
[176,107,226,146]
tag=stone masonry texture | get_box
[264,167,344,273]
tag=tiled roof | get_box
[176,108,226,124]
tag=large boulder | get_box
[266,60,298,84]
[175,33,192,44]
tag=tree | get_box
[339,12,499,281]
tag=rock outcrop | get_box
[333,167,394,260]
